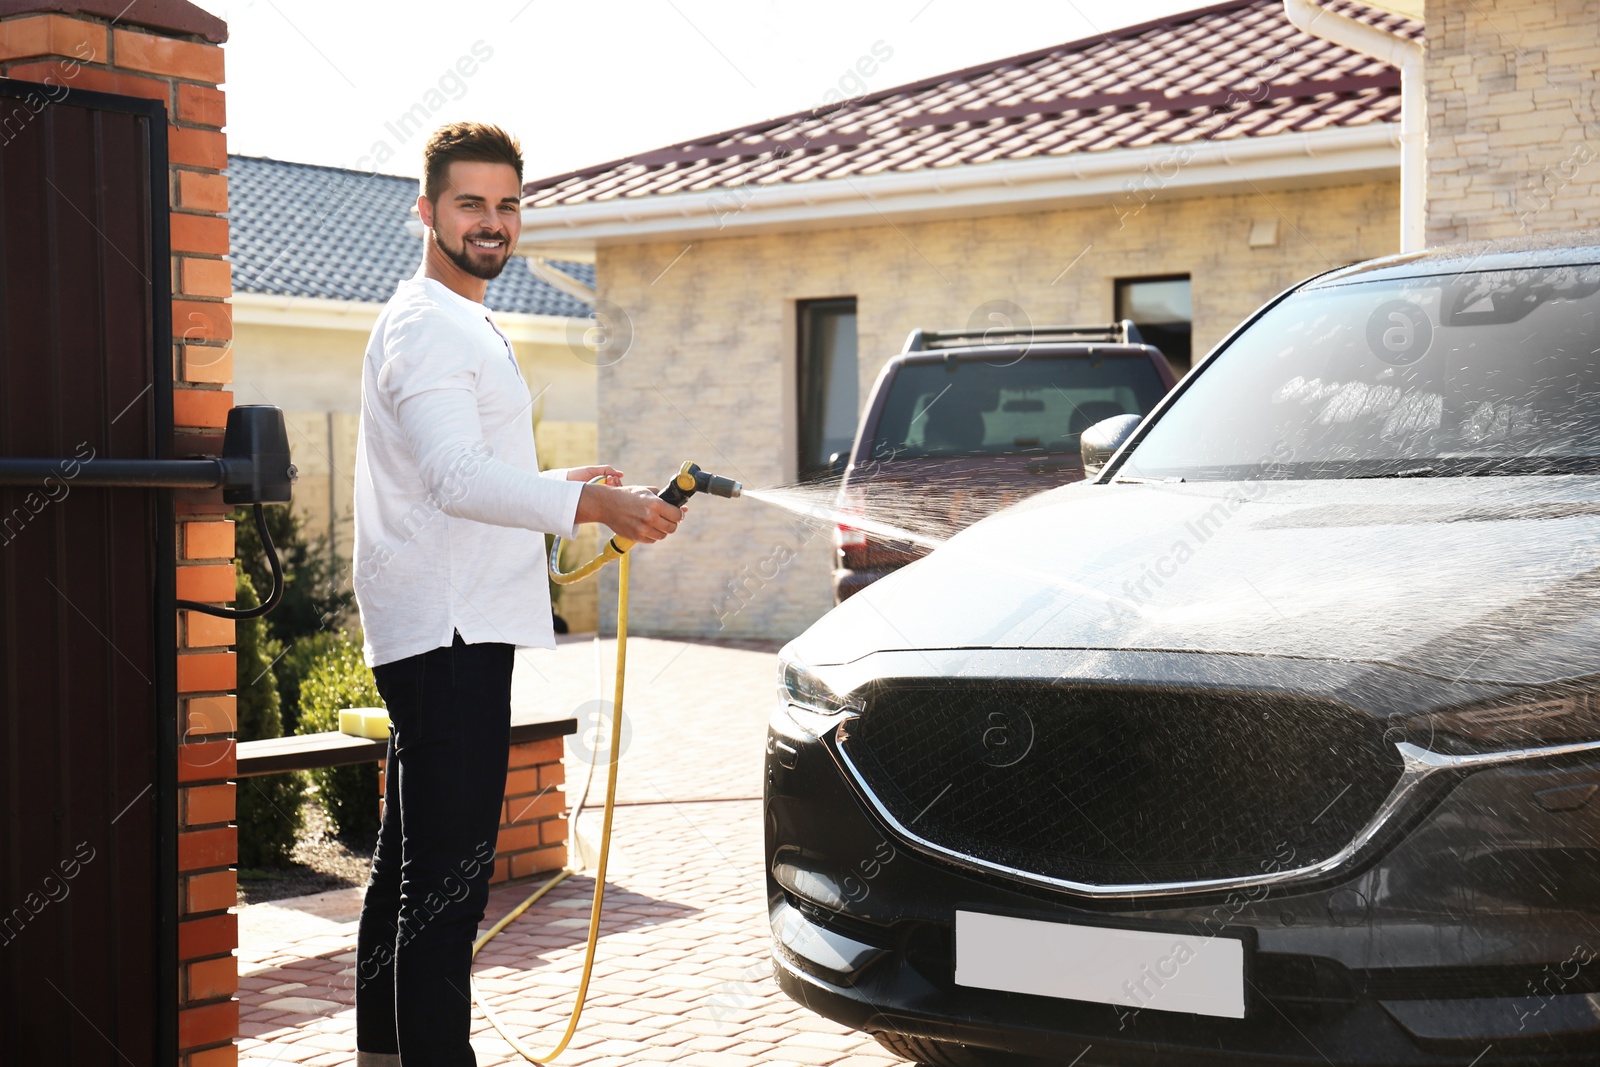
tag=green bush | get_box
[273,628,344,737]
[231,503,349,656]
[232,503,355,739]
[298,635,384,839]
[234,570,307,869]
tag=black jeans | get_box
[356,631,513,1065]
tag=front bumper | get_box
[765,674,1600,1066]
[773,935,1600,1066]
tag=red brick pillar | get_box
[0,3,236,1064]
[493,738,569,883]
[381,735,570,885]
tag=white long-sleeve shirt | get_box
[353,274,584,667]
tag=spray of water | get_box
[741,483,949,551]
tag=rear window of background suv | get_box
[871,355,1168,460]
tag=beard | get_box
[436,228,511,280]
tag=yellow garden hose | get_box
[468,464,741,1061]
[467,491,633,1064]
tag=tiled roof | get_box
[228,155,594,318]
[523,0,1419,209]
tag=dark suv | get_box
[769,234,1600,1066]
[831,323,1175,603]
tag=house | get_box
[226,155,603,629]
[514,0,1420,639]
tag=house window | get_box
[1116,275,1192,372]
[797,297,859,479]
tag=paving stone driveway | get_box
[236,636,911,1067]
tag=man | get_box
[351,122,682,1066]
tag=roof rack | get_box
[902,320,1144,352]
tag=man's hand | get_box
[566,465,623,486]
[575,483,686,543]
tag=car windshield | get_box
[872,353,1167,459]
[1120,264,1600,480]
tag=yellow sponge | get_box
[338,707,391,739]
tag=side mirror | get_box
[1080,414,1142,479]
[828,451,848,478]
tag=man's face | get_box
[419,160,522,280]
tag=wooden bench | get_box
[236,718,578,883]
[236,719,576,776]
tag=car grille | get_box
[836,682,1405,888]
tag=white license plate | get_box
[954,910,1247,1019]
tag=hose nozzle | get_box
[662,461,741,506]
[550,460,743,585]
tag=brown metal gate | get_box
[0,78,177,1064]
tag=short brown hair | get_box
[421,122,523,202]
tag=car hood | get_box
[791,476,1600,686]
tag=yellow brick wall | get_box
[595,179,1400,639]
[1425,0,1600,242]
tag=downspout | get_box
[1284,0,1425,251]
[525,256,597,304]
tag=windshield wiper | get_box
[1352,466,1437,479]
[1350,462,1600,478]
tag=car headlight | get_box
[1415,694,1599,752]
[776,657,862,739]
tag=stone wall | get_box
[1425,0,1600,242]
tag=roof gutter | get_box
[525,256,596,304]
[516,123,1399,261]
[1283,0,1424,251]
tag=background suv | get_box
[831,322,1176,603]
